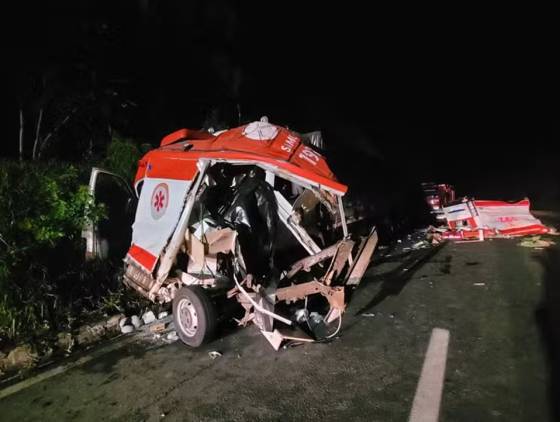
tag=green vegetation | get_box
[0,136,148,346]
[102,134,147,181]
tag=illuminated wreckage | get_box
[87,120,377,350]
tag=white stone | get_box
[157,311,169,320]
[130,315,143,329]
[121,325,135,334]
[142,311,156,324]
[119,317,128,328]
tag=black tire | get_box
[172,286,217,347]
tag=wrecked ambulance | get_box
[441,198,551,240]
[84,120,377,350]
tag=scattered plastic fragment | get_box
[518,236,555,249]
[208,351,223,359]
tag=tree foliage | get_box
[0,161,108,342]
[102,135,147,181]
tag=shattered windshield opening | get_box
[186,164,278,284]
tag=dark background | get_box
[10,1,559,208]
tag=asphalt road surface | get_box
[1,237,558,422]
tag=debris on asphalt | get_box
[165,331,179,342]
[283,341,305,349]
[381,226,445,259]
[518,236,555,249]
[361,313,376,318]
[157,311,169,320]
[473,282,486,286]
[426,229,444,245]
[208,351,222,359]
[141,311,156,325]
[149,321,167,333]
[412,240,429,249]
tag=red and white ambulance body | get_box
[90,120,377,349]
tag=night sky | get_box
[11,1,558,207]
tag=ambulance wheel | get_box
[173,286,217,347]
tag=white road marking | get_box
[409,328,450,422]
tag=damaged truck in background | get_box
[84,119,378,350]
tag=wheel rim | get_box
[177,298,198,337]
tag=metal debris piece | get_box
[261,328,314,351]
[346,227,379,285]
